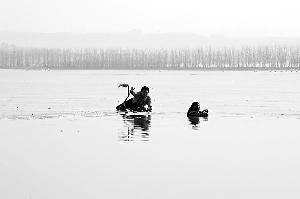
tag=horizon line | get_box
[1,31,300,38]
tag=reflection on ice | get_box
[188,116,200,126]
[119,114,151,141]
[187,116,208,130]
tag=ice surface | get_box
[0,69,300,199]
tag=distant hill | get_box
[1,32,300,49]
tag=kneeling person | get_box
[187,102,208,117]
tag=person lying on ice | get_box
[116,84,152,112]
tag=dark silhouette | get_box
[186,102,208,130]
[187,102,208,117]
[116,84,152,112]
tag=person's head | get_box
[190,102,200,111]
[141,86,149,98]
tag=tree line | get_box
[1,44,300,70]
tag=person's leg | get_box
[116,103,126,111]
[124,98,133,109]
[116,98,133,111]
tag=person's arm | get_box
[130,87,138,96]
[146,97,152,111]
[187,110,198,116]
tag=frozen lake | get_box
[1,69,300,199]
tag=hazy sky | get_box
[1,0,300,36]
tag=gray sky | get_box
[1,0,300,36]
